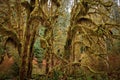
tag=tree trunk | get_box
[19,24,31,80]
[64,27,72,61]
[27,29,37,78]
[44,27,54,74]
[19,20,38,79]
[19,0,40,79]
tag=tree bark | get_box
[27,29,37,78]
[19,0,40,79]
[19,18,39,79]
[19,23,31,80]
[64,27,72,61]
[44,28,53,74]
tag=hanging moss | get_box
[0,24,21,56]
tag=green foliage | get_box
[0,46,4,55]
[112,41,120,54]
[10,62,19,77]
[0,62,19,80]
[0,35,5,63]
[0,35,3,42]
[52,70,63,80]
[0,35,4,54]
[47,70,64,80]
[0,72,10,80]
[0,63,18,79]
[32,74,47,80]
[34,26,46,63]
[31,63,109,80]
[39,26,46,37]
[34,38,44,63]
[34,48,44,63]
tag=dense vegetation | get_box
[0,0,120,80]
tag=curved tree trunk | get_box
[0,24,22,55]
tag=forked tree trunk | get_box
[19,0,40,79]
[19,23,31,80]
[19,20,38,80]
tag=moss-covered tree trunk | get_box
[40,0,60,74]
[19,19,39,79]
[27,25,37,78]
[64,27,72,61]
[44,27,54,74]
[19,0,40,79]
[19,23,31,80]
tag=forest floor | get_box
[32,58,45,75]
[0,53,120,79]
[0,56,43,71]
[0,55,44,78]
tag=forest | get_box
[0,0,120,80]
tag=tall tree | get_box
[64,0,120,74]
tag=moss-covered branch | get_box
[0,24,21,55]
